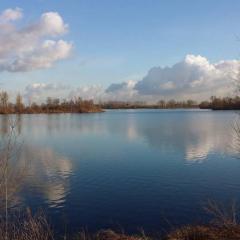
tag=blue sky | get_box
[0,0,240,102]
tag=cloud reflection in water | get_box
[19,145,73,208]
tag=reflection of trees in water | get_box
[92,112,235,162]
[16,115,22,135]
[0,114,105,137]
[0,115,22,137]
[0,112,237,165]
[0,115,10,135]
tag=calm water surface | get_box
[1,109,240,234]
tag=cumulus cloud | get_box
[24,83,70,103]
[0,8,72,72]
[22,55,240,103]
[104,80,140,101]
[134,55,239,100]
[106,80,137,93]
[9,40,72,72]
[0,7,23,22]
[69,85,105,101]
[69,81,139,102]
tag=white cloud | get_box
[21,55,240,103]
[0,7,23,22]
[134,55,239,100]
[106,80,137,93]
[69,85,105,101]
[9,40,72,72]
[24,83,69,103]
[0,8,72,72]
[37,12,68,36]
[104,80,140,101]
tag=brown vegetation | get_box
[101,99,198,109]
[199,96,240,110]
[68,224,240,240]
[2,90,240,112]
[1,201,240,240]
[166,225,240,240]
[0,91,103,114]
[74,230,146,240]
[102,96,240,110]
[0,209,54,240]
[166,200,240,240]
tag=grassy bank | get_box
[1,200,240,240]
[2,219,240,240]
[79,226,240,240]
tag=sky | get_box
[0,0,240,103]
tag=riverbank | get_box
[2,201,240,240]
[81,226,240,240]
[0,91,104,114]
[0,108,104,114]
[2,222,240,240]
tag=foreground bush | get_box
[2,214,240,240]
[166,225,240,240]
[75,227,240,240]
[0,209,54,240]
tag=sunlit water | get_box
[1,109,240,234]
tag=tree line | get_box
[1,90,240,113]
[100,99,198,109]
[0,91,102,114]
[102,97,240,110]
[199,96,240,110]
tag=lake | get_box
[1,109,240,235]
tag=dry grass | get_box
[0,205,240,240]
[73,226,240,240]
[73,230,145,240]
[166,225,240,240]
[166,200,240,240]
[204,200,238,227]
[0,209,54,240]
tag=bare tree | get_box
[15,94,24,114]
[0,119,27,240]
[0,92,9,114]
